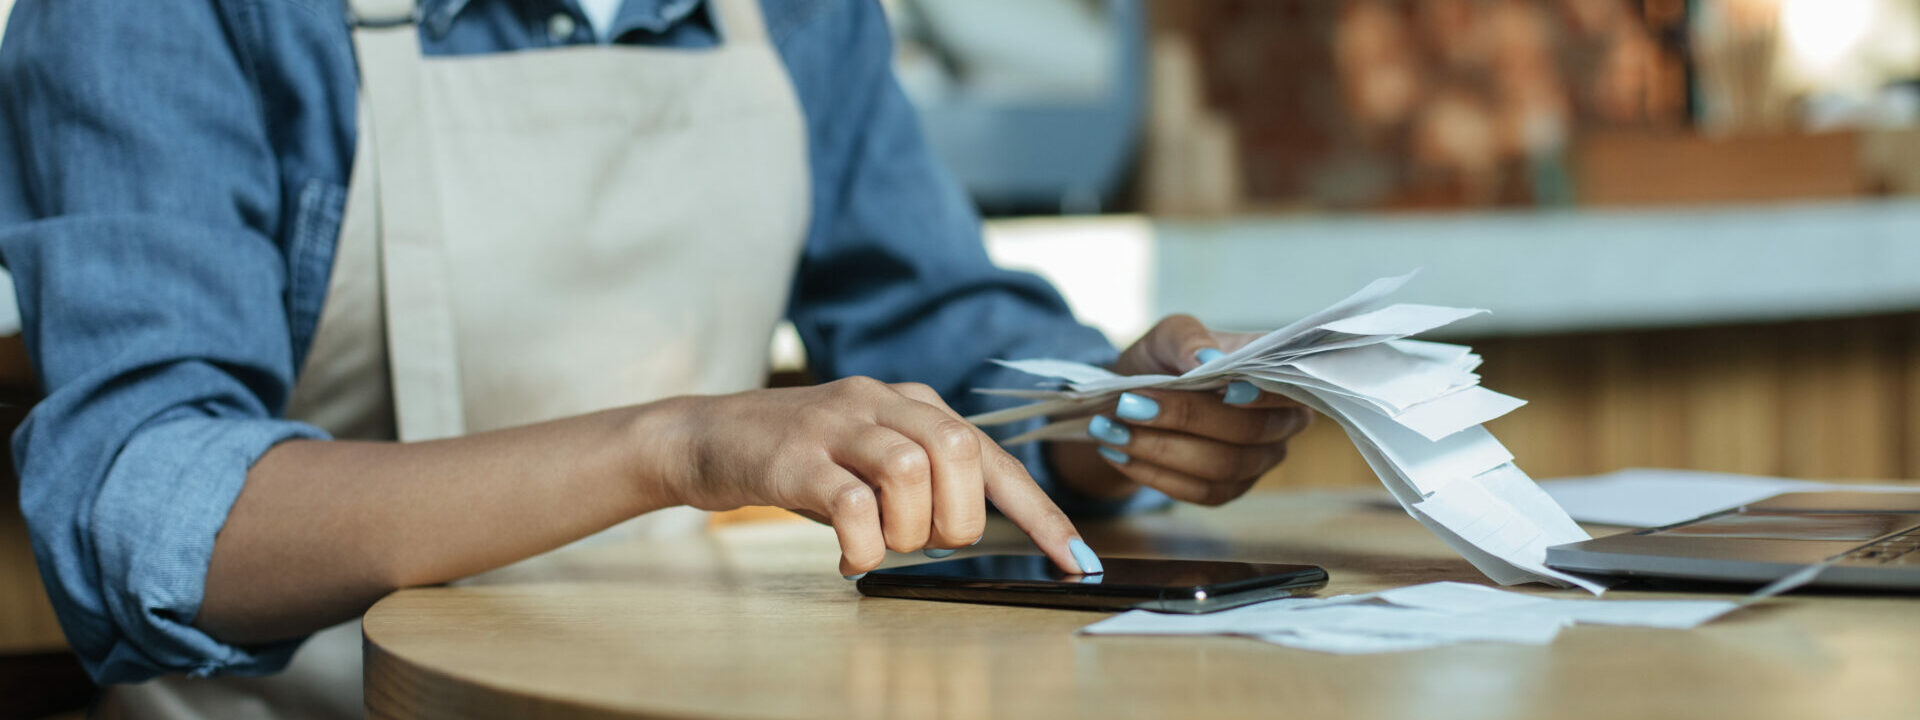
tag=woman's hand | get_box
[651,377,1098,578]
[1049,315,1312,506]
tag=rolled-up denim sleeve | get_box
[0,2,328,682]
[772,1,1168,517]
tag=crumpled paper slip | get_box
[1080,582,1739,654]
[968,272,1605,593]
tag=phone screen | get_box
[857,555,1328,613]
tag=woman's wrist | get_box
[615,397,702,515]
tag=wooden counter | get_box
[362,490,1920,719]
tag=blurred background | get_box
[877,0,1920,493]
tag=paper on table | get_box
[1257,631,1462,655]
[1513,600,1737,630]
[1082,581,1738,655]
[1539,468,1920,528]
[1368,579,1551,612]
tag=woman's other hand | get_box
[649,378,1098,578]
[1049,315,1312,506]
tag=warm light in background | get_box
[1781,0,1877,81]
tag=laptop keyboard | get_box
[1845,529,1920,564]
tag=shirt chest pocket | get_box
[284,178,348,373]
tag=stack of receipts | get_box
[968,271,1605,593]
[1081,582,1737,654]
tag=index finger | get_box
[887,384,1103,575]
[979,447,1102,575]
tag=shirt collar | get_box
[420,0,474,38]
[605,0,706,39]
[418,0,709,41]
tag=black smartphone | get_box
[855,555,1328,614]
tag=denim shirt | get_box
[0,0,1164,684]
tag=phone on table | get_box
[855,555,1327,614]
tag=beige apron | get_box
[100,0,810,716]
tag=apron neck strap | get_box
[347,0,419,28]
[344,1,766,45]
[709,0,770,45]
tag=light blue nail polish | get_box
[1116,393,1160,422]
[1196,348,1225,364]
[1068,538,1105,575]
[1087,415,1131,445]
[970,536,982,546]
[844,573,867,581]
[923,548,957,559]
[1098,446,1130,465]
[1224,381,1260,405]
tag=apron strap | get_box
[710,0,770,45]
[345,0,418,28]
[349,12,470,442]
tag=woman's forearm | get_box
[197,378,1106,646]
[198,404,683,645]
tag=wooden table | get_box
[362,490,1920,719]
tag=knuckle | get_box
[836,375,887,397]
[892,381,938,401]
[938,515,988,544]
[1158,393,1195,429]
[1128,431,1165,458]
[929,420,979,456]
[1158,313,1199,331]
[884,531,920,554]
[828,482,877,517]
[877,441,931,483]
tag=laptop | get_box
[1545,491,1920,590]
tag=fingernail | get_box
[1097,446,1130,465]
[923,548,957,559]
[1068,538,1105,575]
[1116,393,1159,421]
[1087,415,1132,445]
[1224,381,1260,405]
[970,536,982,546]
[1195,348,1225,364]
[844,573,867,581]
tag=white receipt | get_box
[1082,582,1739,654]
[971,272,1599,592]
